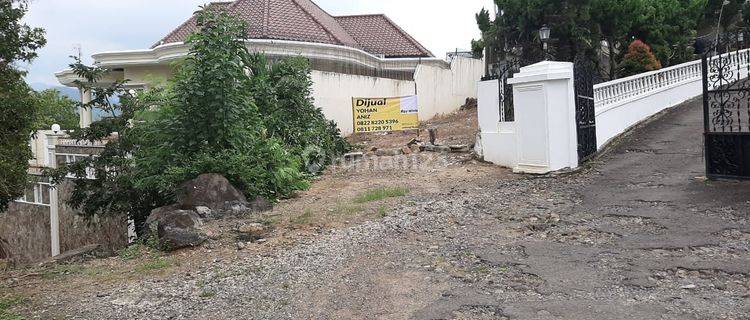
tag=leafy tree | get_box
[49,8,335,233]
[0,0,46,211]
[618,40,662,77]
[472,0,707,79]
[33,89,79,130]
[472,0,598,67]
[631,0,705,66]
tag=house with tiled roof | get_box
[55,0,484,135]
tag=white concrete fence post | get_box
[478,61,579,174]
[45,132,64,257]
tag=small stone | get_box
[237,223,269,241]
[423,144,451,153]
[376,149,402,157]
[235,242,246,251]
[401,146,412,155]
[449,144,471,153]
[195,206,212,218]
[238,223,267,235]
[204,230,221,240]
[680,284,697,289]
[344,152,364,161]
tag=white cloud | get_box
[23,0,492,86]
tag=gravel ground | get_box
[11,99,750,319]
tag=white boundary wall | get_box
[57,41,485,137]
[594,48,750,149]
[312,56,485,135]
[478,49,750,173]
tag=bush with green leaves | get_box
[247,54,349,172]
[50,8,346,233]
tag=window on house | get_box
[17,182,51,206]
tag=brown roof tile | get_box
[152,0,432,58]
[335,14,433,58]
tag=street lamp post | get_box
[539,25,551,60]
[715,0,731,51]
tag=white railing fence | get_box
[594,48,750,110]
[592,48,750,149]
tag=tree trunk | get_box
[607,38,617,80]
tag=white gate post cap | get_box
[507,61,574,84]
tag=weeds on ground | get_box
[199,290,216,299]
[330,203,363,216]
[136,255,174,272]
[117,234,162,260]
[291,209,315,225]
[378,206,388,217]
[0,296,25,320]
[354,187,410,204]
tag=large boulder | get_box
[146,206,206,251]
[176,174,248,210]
[176,173,273,216]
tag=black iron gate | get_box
[482,59,522,122]
[702,32,750,179]
[574,56,598,163]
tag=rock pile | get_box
[145,174,272,251]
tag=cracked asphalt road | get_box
[413,98,750,319]
[21,99,750,319]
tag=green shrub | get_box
[247,54,349,173]
[48,8,343,235]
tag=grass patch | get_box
[199,290,216,299]
[0,296,25,320]
[136,256,174,272]
[353,187,410,204]
[256,214,282,226]
[377,206,388,218]
[291,209,314,225]
[331,203,364,216]
[118,244,145,261]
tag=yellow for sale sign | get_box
[352,96,419,133]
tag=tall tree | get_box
[473,0,707,79]
[0,0,46,211]
[49,8,310,232]
[33,89,79,130]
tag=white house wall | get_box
[312,56,484,136]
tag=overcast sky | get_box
[21,0,493,86]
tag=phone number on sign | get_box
[356,119,400,126]
[355,125,395,132]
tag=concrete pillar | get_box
[45,132,65,257]
[79,88,93,128]
[507,61,578,174]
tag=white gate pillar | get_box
[79,88,93,128]
[507,61,578,174]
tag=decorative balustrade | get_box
[593,48,750,109]
[594,60,702,108]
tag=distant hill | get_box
[30,83,80,101]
